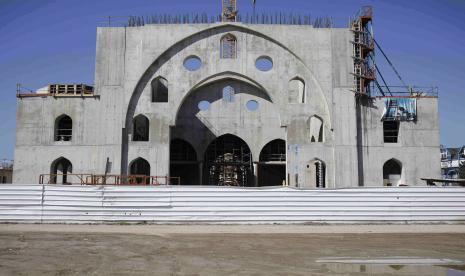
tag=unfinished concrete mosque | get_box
[13,2,440,188]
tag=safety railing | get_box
[260,154,286,162]
[375,86,439,98]
[16,84,95,98]
[39,174,180,186]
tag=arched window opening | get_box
[305,159,326,188]
[289,78,305,103]
[171,139,197,161]
[130,158,151,185]
[222,86,235,102]
[170,139,199,185]
[383,159,402,186]
[258,139,286,187]
[259,139,286,162]
[204,134,252,187]
[54,115,72,141]
[315,160,326,188]
[151,77,168,102]
[220,34,237,59]
[50,157,72,184]
[309,116,323,142]
[132,115,149,141]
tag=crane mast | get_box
[222,0,237,22]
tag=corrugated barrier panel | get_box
[0,185,464,223]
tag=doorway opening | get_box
[204,134,252,186]
[306,159,326,188]
[258,139,286,186]
[130,158,151,184]
[170,139,199,185]
[50,157,73,184]
[383,158,402,186]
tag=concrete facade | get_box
[13,22,441,187]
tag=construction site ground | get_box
[0,224,465,275]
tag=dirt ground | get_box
[0,225,465,276]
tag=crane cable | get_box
[373,38,409,90]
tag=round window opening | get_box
[184,56,202,71]
[255,56,273,72]
[198,100,211,111]
[246,100,259,111]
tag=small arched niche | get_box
[54,114,72,141]
[309,116,324,143]
[288,78,306,104]
[305,159,326,188]
[130,157,151,185]
[50,157,73,184]
[222,85,235,102]
[383,158,402,186]
[220,34,237,59]
[132,114,149,141]
[151,76,168,102]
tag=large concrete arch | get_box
[172,76,282,162]
[122,23,331,174]
[173,72,275,125]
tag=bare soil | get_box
[0,225,464,275]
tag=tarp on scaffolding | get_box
[381,98,417,121]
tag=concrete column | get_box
[199,162,203,186]
[253,163,258,187]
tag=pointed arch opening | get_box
[306,159,326,188]
[204,134,252,186]
[54,114,72,141]
[151,76,168,102]
[258,139,286,187]
[383,158,402,186]
[289,78,306,103]
[50,157,72,184]
[130,157,151,184]
[309,116,324,142]
[220,33,237,59]
[222,85,235,102]
[132,114,149,141]
[170,139,200,185]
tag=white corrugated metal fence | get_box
[0,185,465,223]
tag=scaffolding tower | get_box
[351,6,375,96]
[205,135,252,186]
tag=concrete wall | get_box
[361,97,441,186]
[13,22,440,187]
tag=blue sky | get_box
[0,0,464,160]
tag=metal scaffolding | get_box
[205,135,252,187]
[351,6,375,96]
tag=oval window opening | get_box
[184,56,202,71]
[246,100,259,111]
[255,56,273,72]
[198,101,211,111]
